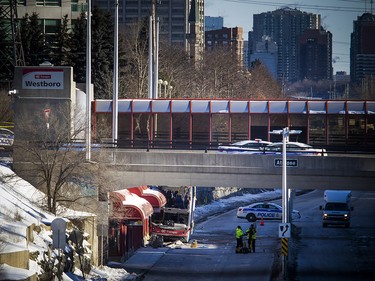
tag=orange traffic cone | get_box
[260,217,264,226]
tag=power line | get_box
[222,0,366,13]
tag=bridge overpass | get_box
[93,150,375,191]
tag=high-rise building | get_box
[249,35,277,79]
[350,13,375,84]
[242,40,249,71]
[188,0,205,62]
[299,28,333,81]
[205,27,243,67]
[252,7,320,83]
[205,16,223,31]
[93,0,205,61]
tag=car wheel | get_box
[246,213,256,222]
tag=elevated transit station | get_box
[93,99,375,150]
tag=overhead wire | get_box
[222,0,366,13]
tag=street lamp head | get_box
[270,127,301,136]
[269,130,283,135]
[163,80,168,86]
[158,79,163,84]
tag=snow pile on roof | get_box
[0,164,132,280]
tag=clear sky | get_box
[205,0,372,74]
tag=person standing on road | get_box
[249,224,257,252]
[246,224,254,251]
[236,225,244,249]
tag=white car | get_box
[264,142,327,156]
[218,139,272,153]
[237,202,301,222]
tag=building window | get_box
[43,19,60,43]
[71,0,87,12]
[36,0,61,7]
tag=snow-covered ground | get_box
[0,163,281,280]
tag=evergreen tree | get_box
[50,15,72,66]
[91,7,114,99]
[20,13,47,66]
[70,12,87,83]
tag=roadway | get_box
[121,190,375,281]
[291,190,375,281]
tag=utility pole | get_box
[152,0,157,99]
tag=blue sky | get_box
[205,0,370,74]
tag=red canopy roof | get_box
[128,186,167,209]
[110,189,153,220]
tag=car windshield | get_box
[0,129,13,138]
[325,202,349,211]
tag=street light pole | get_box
[282,128,288,224]
[85,0,92,161]
[270,126,301,279]
[112,0,119,146]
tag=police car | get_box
[0,128,14,151]
[237,202,301,222]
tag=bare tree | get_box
[350,76,375,100]
[158,46,282,100]
[120,20,149,99]
[247,62,282,99]
[13,103,94,214]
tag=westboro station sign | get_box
[22,68,64,90]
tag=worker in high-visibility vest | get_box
[246,224,257,252]
[236,225,244,249]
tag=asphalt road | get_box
[123,190,375,281]
[124,198,283,281]
[124,210,279,281]
[290,190,375,281]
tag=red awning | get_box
[128,186,167,209]
[110,189,153,220]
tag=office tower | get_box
[249,35,277,79]
[350,13,375,84]
[205,16,223,31]
[299,28,333,81]
[252,7,320,83]
[93,0,205,61]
